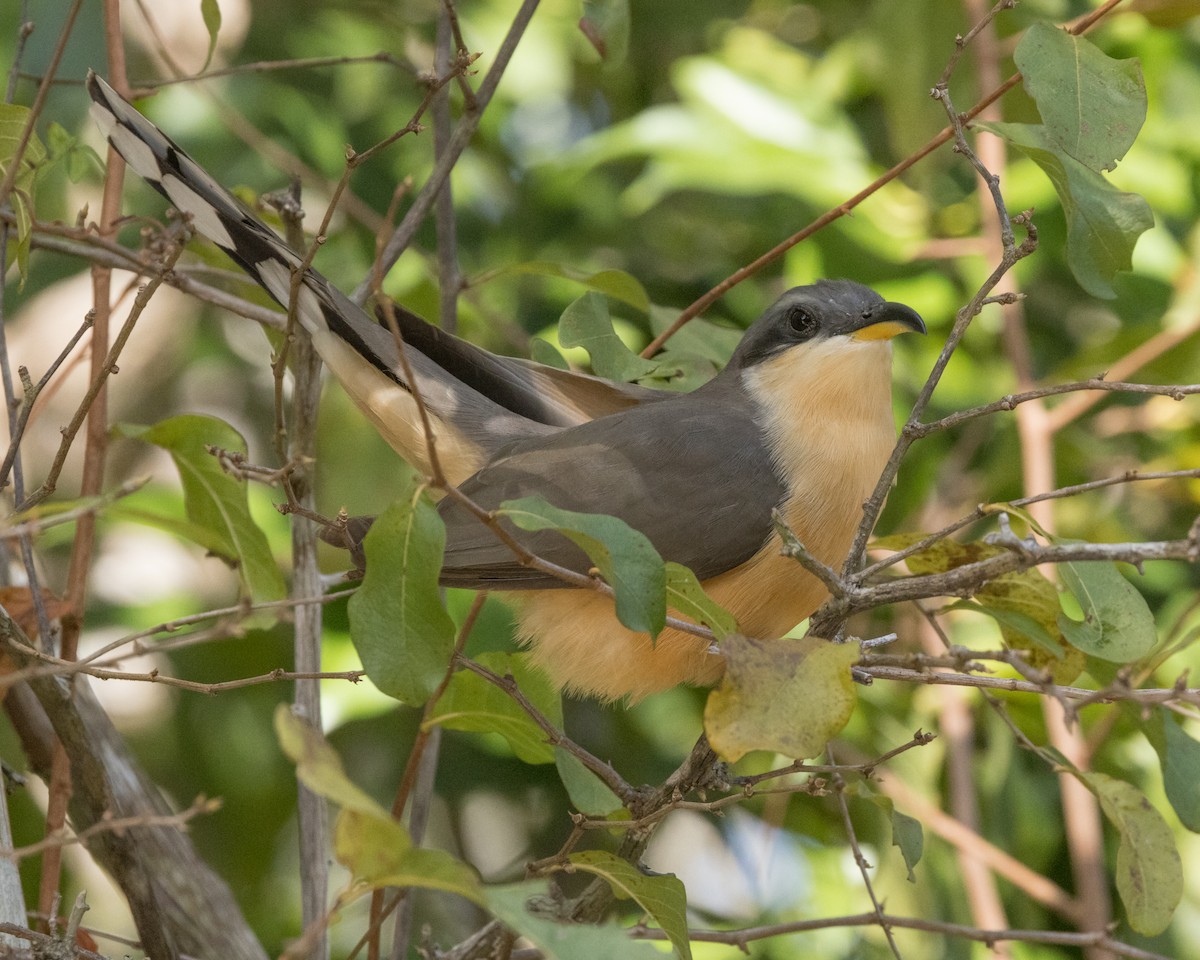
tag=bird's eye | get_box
[786,307,818,338]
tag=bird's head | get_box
[729,280,926,372]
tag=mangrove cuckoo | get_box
[88,74,925,700]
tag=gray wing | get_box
[387,307,669,427]
[437,384,785,588]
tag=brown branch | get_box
[629,912,1170,959]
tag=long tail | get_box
[86,72,663,481]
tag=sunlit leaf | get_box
[1080,772,1182,936]
[427,652,562,764]
[348,473,455,705]
[118,416,286,603]
[499,495,666,637]
[568,850,691,960]
[705,634,859,762]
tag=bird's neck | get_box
[740,339,898,565]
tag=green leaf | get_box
[1014,23,1146,172]
[200,0,223,71]
[335,809,483,904]
[1079,772,1182,936]
[567,851,690,960]
[557,293,661,382]
[1145,709,1200,833]
[347,475,455,705]
[486,881,663,959]
[427,652,562,764]
[1057,559,1157,663]
[980,121,1152,299]
[579,0,631,63]
[890,807,924,883]
[664,562,736,640]
[0,103,46,283]
[648,305,744,366]
[498,495,666,637]
[529,338,570,370]
[45,122,102,182]
[869,794,924,882]
[118,416,286,603]
[704,634,859,762]
[554,747,624,816]
[504,261,648,311]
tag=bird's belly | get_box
[508,517,854,701]
[508,423,890,701]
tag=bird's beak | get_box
[850,302,927,342]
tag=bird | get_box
[87,73,925,700]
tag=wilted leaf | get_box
[1057,559,1157,663]
[1080,771,1182,935]
[557,293,661,382]
[705,634,859,762]
[427,652,562,764]
[118,416,286,603]
[877,533,1079,676]
[348,475,455,705]
[568,850,691,960]
[555,748,624,817]
[499,495,666,637]
[1014,23,1146,171]
[487,882,663,959]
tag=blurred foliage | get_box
[3,0,1200,957]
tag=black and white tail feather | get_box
[86,71,660,483]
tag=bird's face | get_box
[730,280,926,371]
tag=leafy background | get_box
[2,0,1200,957]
